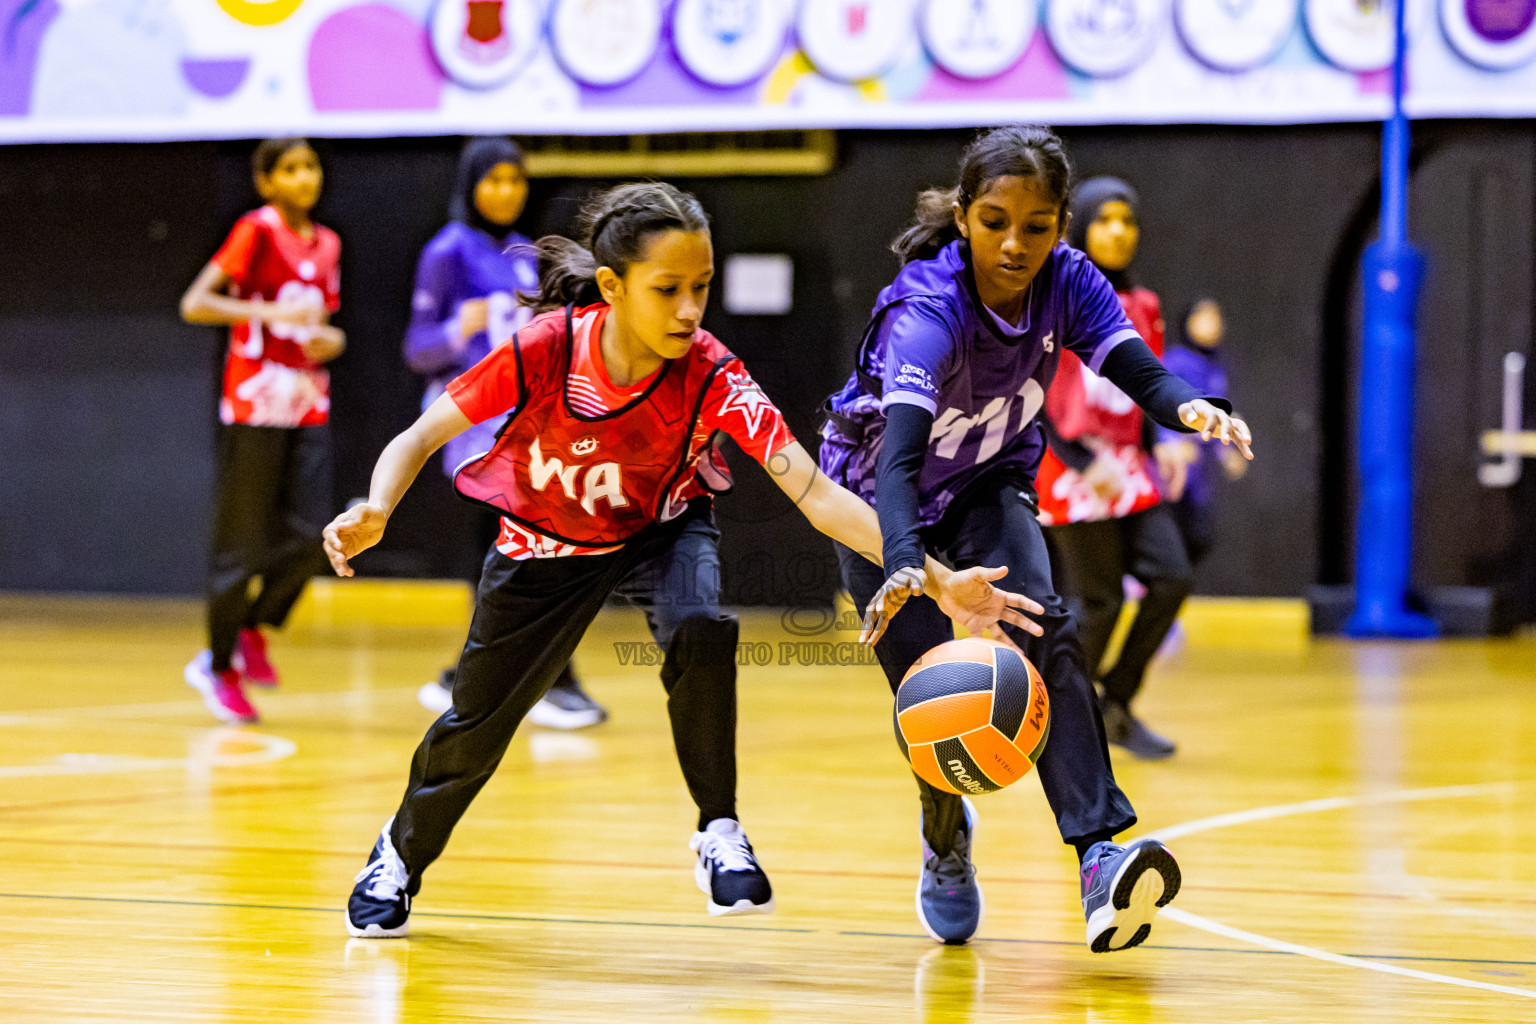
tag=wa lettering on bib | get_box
[447,305,794,552]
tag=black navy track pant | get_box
[206,423,333,671]
[440,501,582,695]
[390,502,738,878]
[1047,503,1191,708]
[838,475,1136,857]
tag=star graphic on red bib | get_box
[718,371,773,439]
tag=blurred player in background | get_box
[822,129,1251,950]
[177,137,343,725]
[1160,297,1248,567]
[1037,176,1191,761]
[404,136,607,729]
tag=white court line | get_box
[1147,781,1521,844]
[1161,907,1536,1000]
[0,686,421,723]
[1145,780,1535,1001]
[0,731,296,778]
[0,754,186,778]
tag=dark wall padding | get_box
[1,125,1531,613]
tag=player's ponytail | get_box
[523,182,711,311]
[891,124,1073,264]
[892,186,965,265]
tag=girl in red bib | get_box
[178,137,344,726]
[1039,177,1193,760]
[325,183,1040,938]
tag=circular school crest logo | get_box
[797,0,920,82]
[1175,0,1299,69]
[1044,0,1168,76]
[430,0,543,89]
[570,436,599,457]
[1441,0,1536,67]
[920,0,1037,79]
[673,0,794,86]
[550,0,663,87]
[1303,0,1427,70]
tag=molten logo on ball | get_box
[894,637,1051,796]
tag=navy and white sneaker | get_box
[917,796,984,945]
[526,676,609,730]
[1080,837,1181,952]
[690,818,774,916]
[346,818,416,938]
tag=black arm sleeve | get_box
[874,402,933,576]
[1040,413,1096,472]
[1098,337,1231,432]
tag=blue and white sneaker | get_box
[1080,837,1181,952]
[690,818,774,916]
[917,796,984,945]
[346,818,416,938]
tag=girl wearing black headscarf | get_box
[404,136,609,729]
[1037,177,1193,761]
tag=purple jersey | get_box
[404,221,539,473]
[819,240,1141,526]
[1160,344,1230,507]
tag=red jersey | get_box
[212,206,341,427]
[447,304,794,559]
[1037,287,1165,525]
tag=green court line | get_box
[0,891,1527,970]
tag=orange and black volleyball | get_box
[894,637,1050,796]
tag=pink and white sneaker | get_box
[185,650,260,724]
[234,628,279,688]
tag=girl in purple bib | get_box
[822,126,1254,952]
[404,137,607,728]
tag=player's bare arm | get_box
[180,261,326,329]
[324,392,472,576]
[761,440,1044,646]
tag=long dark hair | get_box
[524,182,710,311]
[891,125,1072,264]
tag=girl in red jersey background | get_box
[323,182,1039,939]
[1039,177,1193,761]
[178,138,344,725]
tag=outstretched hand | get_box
[861,565,1045,648]
[322,503,389,577]
[860,567,926,645]
[934,565,1045,646]
[1179,399,1254,460]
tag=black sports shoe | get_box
[1101,700,1177,760]
[690,818,774,916]
[347,818,417,938]
[526,674,609,730]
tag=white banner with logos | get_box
[1,0,1532,143]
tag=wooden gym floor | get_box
[0,584,1532,1022]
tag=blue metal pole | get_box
[1345,0,1437,637]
